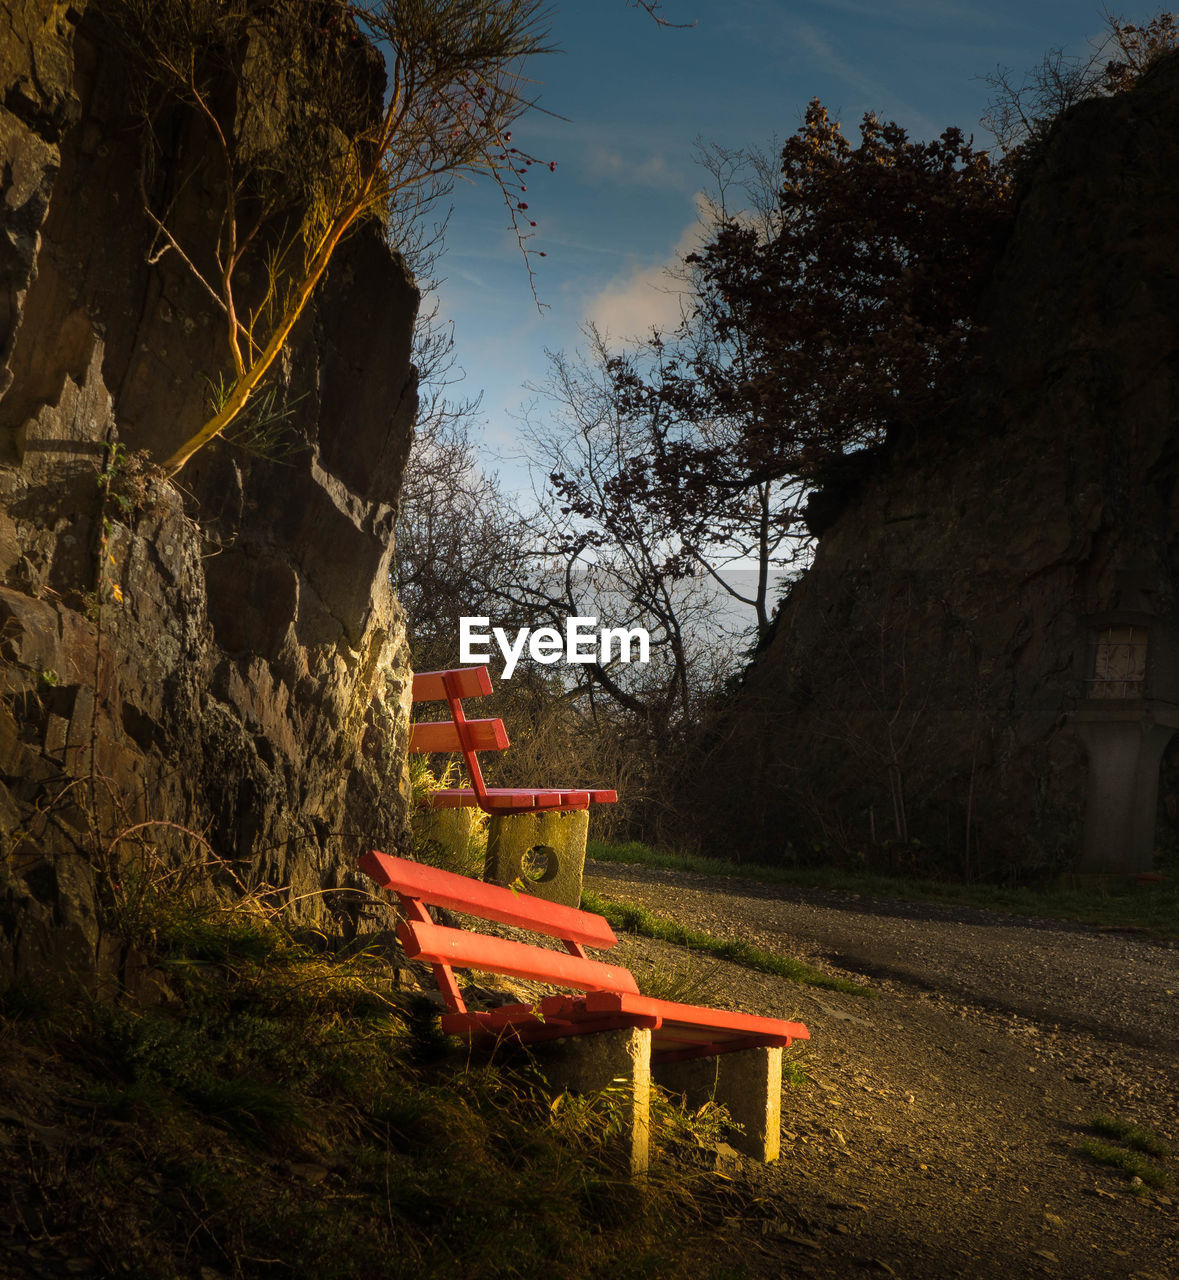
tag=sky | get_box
[427,0,1124,499]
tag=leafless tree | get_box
[982,7,1179,157]
[503,336,755,738]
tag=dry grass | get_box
[0,883,766,1279]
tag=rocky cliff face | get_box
[0,2,412,985]
[699,54,1179,877]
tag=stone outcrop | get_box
[0,2,413,984]
[698,55,1179,877]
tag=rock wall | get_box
[699,54,1179,877]
[0,2,413,984]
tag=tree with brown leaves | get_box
[670,102,1011,486]
[591,99,1011,587]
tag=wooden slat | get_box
[412,667,493,702]
[526,790,589,809]
[419,788,601,812]
[530,993,805,1051]
[400,895,466,1014]
[444,996,615,1032]
[399,919,640,995]
[423,788,540,811]
[440,993,803,1055]
[653,1034,792,1065]
[519,787,617,805]
[409,718,509,754]
[361,850,619,948]
[442,1009,659,1044]
[420,788,478,809]
[481,789,563,810]
[579,990,810,1043]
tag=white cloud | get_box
[583,197,708,340]
[585,264,684,339]
[583,144,684,190]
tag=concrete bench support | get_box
[413,806,484,877]
[485,808,590,909]
[536,1026,652,1176]
[654,1045,783,1162]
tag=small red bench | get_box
[409,667,618,813]
[360,849,810,1171]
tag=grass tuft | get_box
[581,888,871,997]
[1078,1139,1171,1187]
[1078,1114,1174,1192]
[782,1059,808,1088]
[588,839,1179,939]
[632,954,723,1004]
[409,756,489,876]
[1088,1114,1171,1158]
[0,981,56,1022]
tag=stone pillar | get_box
[536,1027,652,1176]
[413,806,484,876]
[484,809,590,908]
[654,1046,784,1162]
[1073,713,1177,875]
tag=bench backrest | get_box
[361,850,639,1014]
[410,667,618,814]
[409,667,504,803]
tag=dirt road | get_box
[585,860,1179,1280]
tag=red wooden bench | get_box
[360,849,810,1171]
[409,667,618,814]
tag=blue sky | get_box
[430,2,1120,494]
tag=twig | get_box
[631,0,696,28]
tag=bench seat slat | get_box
[400,919,640,995]
[578,991,809,1043]
[423,788,537,811]
[360,851,619,948]
[439,992,804,1054]
[409,718,509,754]
[442,997,658,1035]
[422,788,593,811]
[522,787,619,804]
[421,788,616,810]
[442,1009,660,1044]
[651,1034,794,1065]
[412,667,493,702]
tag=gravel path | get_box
[585,860,1179,1280]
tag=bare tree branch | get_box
[629,0,696,29]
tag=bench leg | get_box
[484,809,590,909]
[534,1027,652,1177]
[654,1046,783,1162]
